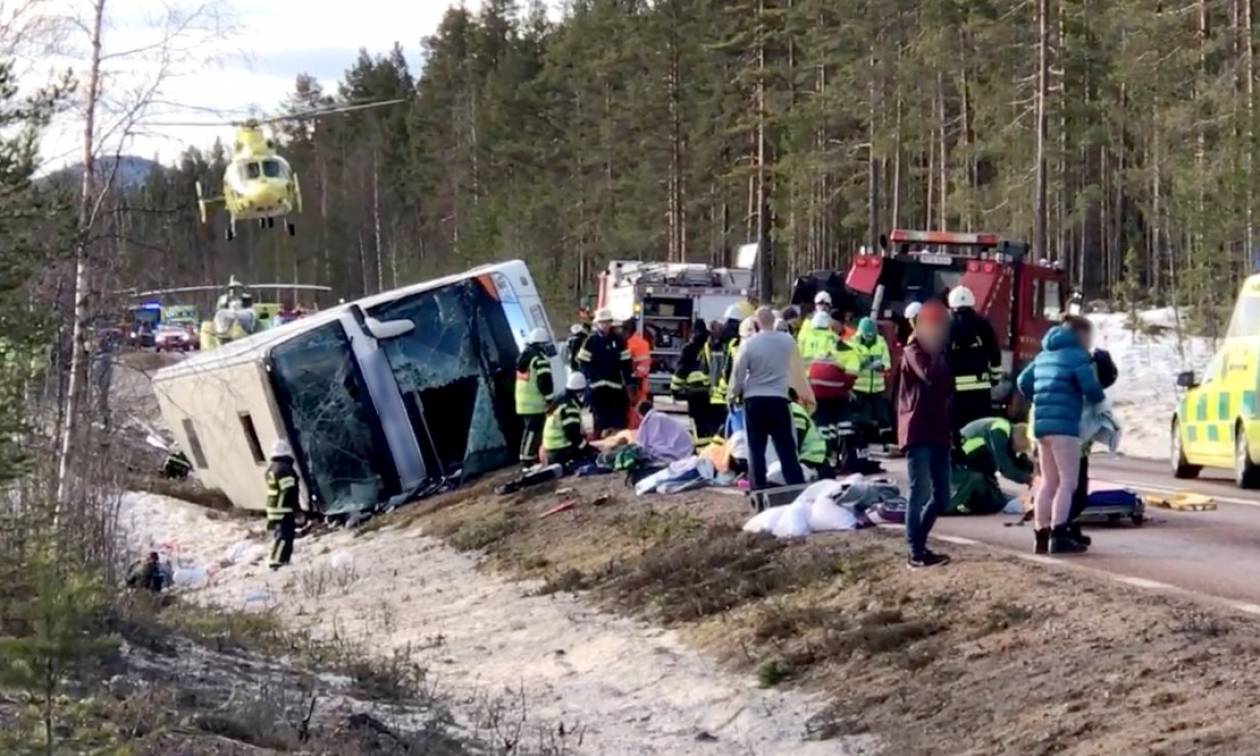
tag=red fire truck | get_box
[793,229,1069,413]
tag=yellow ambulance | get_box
[1172,274,1260,487]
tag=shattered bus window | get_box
[269,321,399,514]
[370,280,520,479]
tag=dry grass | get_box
[393,473,1260,755]
[600,523,847,624]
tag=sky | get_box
[28,0,525,169]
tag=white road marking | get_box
[933,534,980,546]
[1113,576,1174,591]
[1011,553,1058,566]
[1101,477,1260,509]
[872,510,1260,618]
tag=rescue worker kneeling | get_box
[948,417,1033,515]
[542,372,595,469]
[266,439,305,570]
[789,389,829,480]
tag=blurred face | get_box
[916,320,948,351]
[596,320,612,334]
[1077,327,1094,351]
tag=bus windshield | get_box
[268,321,400,515]
[369,279,520,480]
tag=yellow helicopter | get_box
[165,99,406,240]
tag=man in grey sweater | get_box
[729,307,814,490]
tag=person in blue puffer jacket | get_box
[1017,316,1106,556]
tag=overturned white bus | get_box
[152,261,559,515]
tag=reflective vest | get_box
[790,402,827,466]
[670,342,711,396]
[710,339,737,405]
[265,465,299,522]
[796,315,819,349]
[799,327,838,362]
[956,371,993,392]
[962,418,1012,456]
[514,352,552,415]
[542,399,583,451]
[577,331,630,390]
[847,335,890,394]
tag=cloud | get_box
[33,0,559,168]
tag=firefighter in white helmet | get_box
[576,308,633,436]
[542,372,593,468]
[947,285,1002,431]
[515,327,555,466]
[795,290,833,349]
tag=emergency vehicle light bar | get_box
[887,229,1000,247]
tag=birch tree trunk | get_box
[56,0,106,512]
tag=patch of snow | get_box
[119,493,873,755]
[1089,311,1216,461]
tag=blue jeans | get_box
[906,444,950,559]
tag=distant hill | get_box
[46,155,162,190]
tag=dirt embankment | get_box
[402,474,1260,756]
[131,471,1260,755]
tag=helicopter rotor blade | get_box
[138,120,234,127]
[245,284,334,292]
[257,98,408,126]
[127,285,228,297]
[142,98,407,129]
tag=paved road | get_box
[914,453,1260,610]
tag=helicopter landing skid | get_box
[225,219,236,241]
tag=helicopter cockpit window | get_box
[244,162,261,179]
[262,160,283,178]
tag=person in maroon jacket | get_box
[897,300,955,569]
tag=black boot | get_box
[1050,525,1087,554]
[1034,529,1050,555]
[1068,522,1091,546]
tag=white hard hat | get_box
[904,301,923,320]
[723,303,743,321]
[569,323,584,336]
[270,439,293,459]
[594,308,614,323]
[527,327,549,345]
[948,286,976,309]
[566,372,588,391]
[814,291,832,305]
[811,311,831,329]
